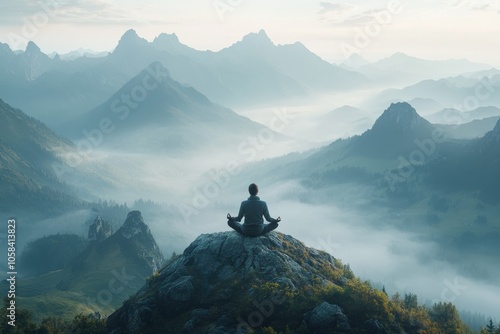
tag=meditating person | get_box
[227,183,281,237]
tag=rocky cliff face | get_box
[88,216,114,241]
[107,231,352,333]
[112,210,165,273]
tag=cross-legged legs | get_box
[228,219,278,237]
[227,219,243,234]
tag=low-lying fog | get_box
[237,89,382,144]
[12,89,500,323]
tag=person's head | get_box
[248,183,259,196]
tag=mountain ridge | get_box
[0,98,78,212]
[0,29,369,130]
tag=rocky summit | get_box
[106,230,456,333]
[107,231,353,334]
[88,216,114,241]
[114,210,165,273]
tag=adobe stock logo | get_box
[213,0,243,20]
[236,289,286,333]
[8,0,62,50]
[340,0,404,59]
[431,277,467,304]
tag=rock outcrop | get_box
[88,216,113,241]
[107,231,350,333]
[113,210,164,272]
[304,301,350,333]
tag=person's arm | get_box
[262,202,276,223]
[233,201,245,222]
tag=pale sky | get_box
[0,0,499,66]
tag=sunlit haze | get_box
[0,1,499,66]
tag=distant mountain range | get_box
[374,74,500,111]
[1,31,497,135]
[93,29,369,106]
[0,29,368,132]
[356,52,493,86]
[425,106,500,125]
[230,100,500,220]
[436,116,500,140]
[285,102,500,196]
[0,40,128,130]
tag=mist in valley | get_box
[9,83,498,324]
[2,7,500,329]
[33,86,497,323]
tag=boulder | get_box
[304,301,350,333]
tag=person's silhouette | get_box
[227,183,281,237]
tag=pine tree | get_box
[486,319,496,334]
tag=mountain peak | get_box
[372,102,430,133]
[0,42,13,55]
[343,53,370,69]
[25,41,41,54]
[353,102,435,157]
[121,28,140,40]
[88,216,113,241]
[112,210,164,272]
[152,33,191,54]
[119,210,149,239]
[153,32,179,44]
[240,29,274,46]
[115,29,149,51]
[392,51,410,58]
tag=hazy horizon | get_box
[1,1,500,67]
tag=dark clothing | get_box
[227,219,278,237]
[228,195,279,237]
